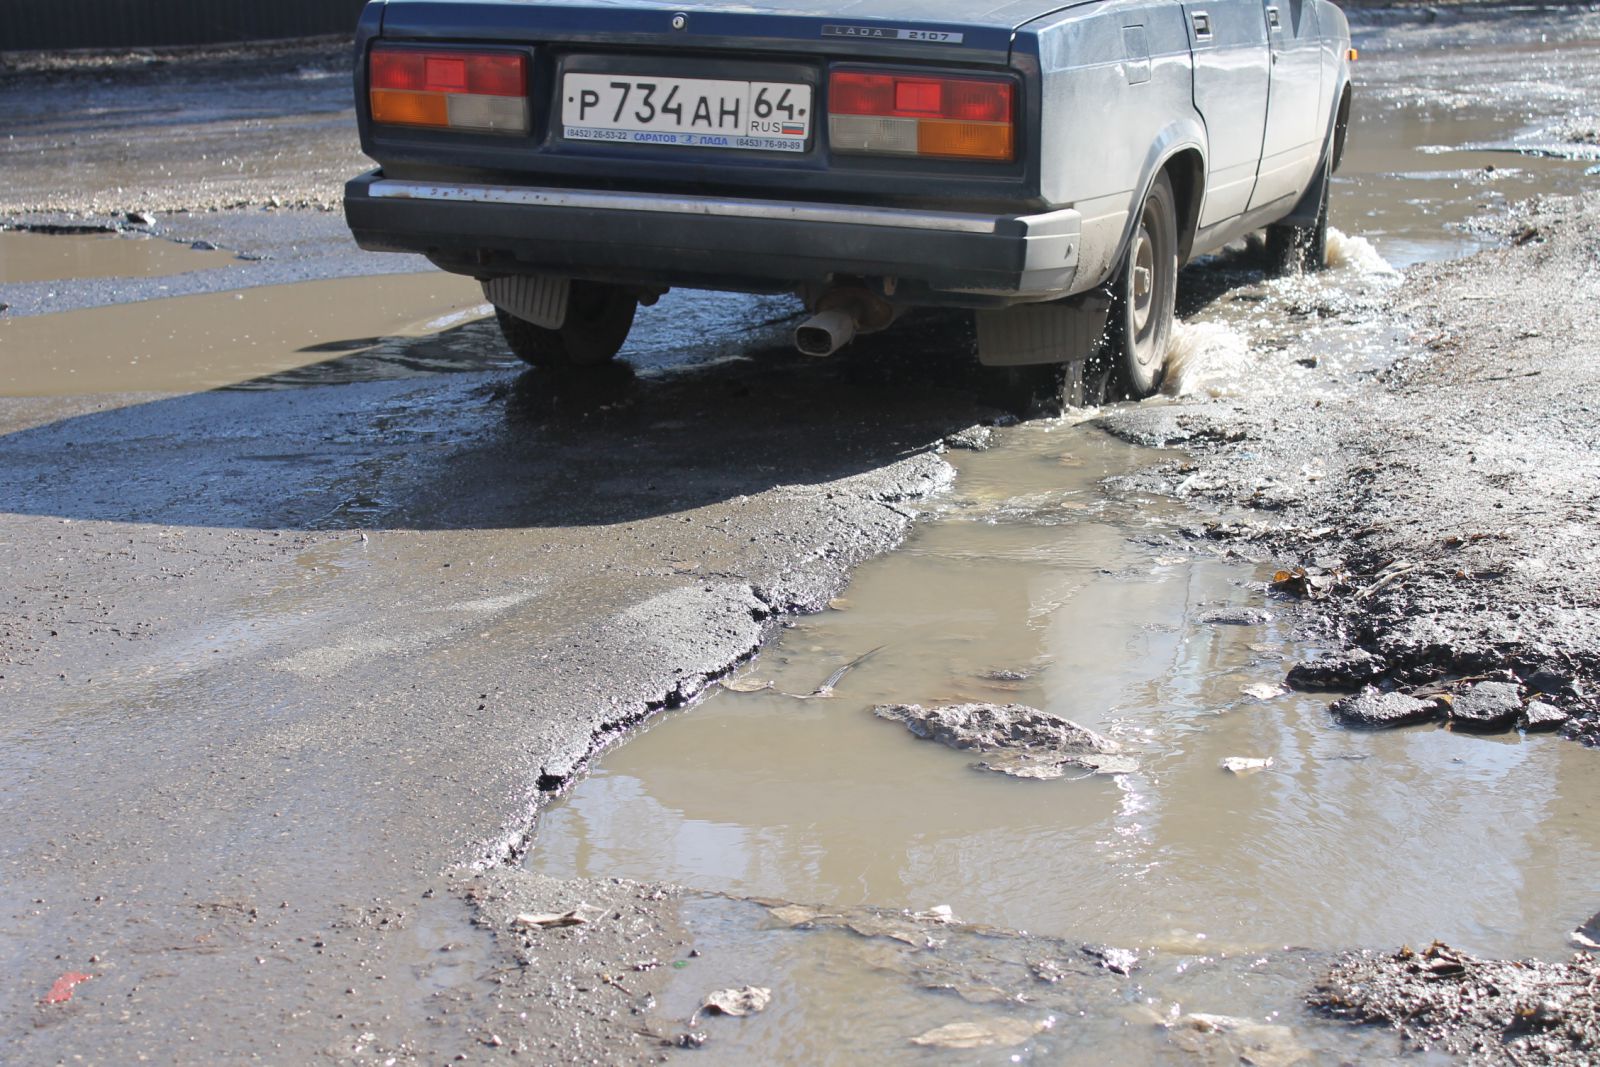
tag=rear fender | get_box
[1084,124,1205,290]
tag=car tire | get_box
[495,281,637,369]
[1106,171,1178,400]
[1266,156,1331,276]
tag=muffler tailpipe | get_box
[794,309,858,357]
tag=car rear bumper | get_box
[343,171,1081,302]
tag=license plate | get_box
[561,73,812,153]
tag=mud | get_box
[1311,942,1600,1065]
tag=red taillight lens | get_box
[828,70,1015,161]
[369,46,529,133]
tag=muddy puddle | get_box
[530,417,1600,1061]
[0,273,494,394]
[0,230,240,284]
[1340,19,1600,267]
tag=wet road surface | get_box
[5,6,1600,1063]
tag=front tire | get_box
[496,281,637,369]
[1106,171,1178,399]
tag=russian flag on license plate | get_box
[781,122,806,136]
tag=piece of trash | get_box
[720,676,773,694]
[1082,944,1139,975]
[910,1018,1048,1050]
[41,972,94,1005]
[1269,567,1335,599]
[1220,756,1273,775]
[915,904,956,924]
[701,986,771,1018]
[1241,683,1287,700]
[795,645,884,699]
[511,906,598,930]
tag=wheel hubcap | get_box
[1131,223,1155,336]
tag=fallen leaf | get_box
[1241,683,1286,700]
[512,907,598,930]
[41,972,94,1005]
[1220,756,1273,775]
[720,677,773,693]
[910,1018,1047,1050]
[702,986,771,1017]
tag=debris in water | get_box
[512,906,599,930]
[909,1018,1048,1050]
[1081,944,1139,975]
[1169,1013,1310,1066]
[700,986,771,1018]
[1449,681,1523,733]
[1572,911,1600,950]
[874,702,1130,780]
[1219,756,1273,775]
[1286,648,1386,691]
[793,645,884,699]
[1241,682,1287,700]
[825,597,851,611]
[1198,607,1274,626]
[1269,567,1336,600]
[41,972,94,1005]
[720,676,773,694]
[915,904,956,925]
[1524,701,1569,732]
[1329,687,1441,730]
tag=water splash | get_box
[1324,227,1398,275]
[1160,320,1255,398]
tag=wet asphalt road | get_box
[0,314,1007,1060]
[7,7,1600,1063]
[0,45,1017,1061]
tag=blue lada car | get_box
[344,0,1352,410]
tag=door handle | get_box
[1266,6,1281,29]
[1191,11,1212,38]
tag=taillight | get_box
[828,70,1015,162]
[369,46,529,134]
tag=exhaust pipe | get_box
[794,309,858,357]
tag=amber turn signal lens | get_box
[917,120,1014,161]
[370,88,451,128]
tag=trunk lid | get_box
[377,0,1069,63]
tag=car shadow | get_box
[0,309,1001,533]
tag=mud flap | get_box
[483,275,569,329]
[974,291,1112,367]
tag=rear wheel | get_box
[496,281,637,369]
[1106,171,1178,399]
[1266,157,1331,276]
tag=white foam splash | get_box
[1160,320,1255,398]
[1324,228,1397,275]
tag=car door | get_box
[1248,0,1323,211]
[1182,0,1270,229]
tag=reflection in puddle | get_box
[0,273,492,394]
[0,230,239,284]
